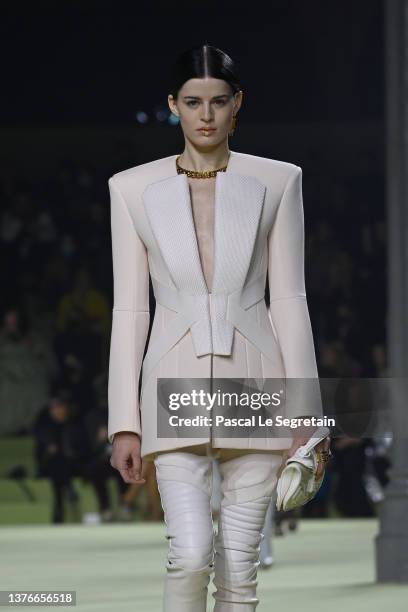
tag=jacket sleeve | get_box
[107,176,150,444]
[267,166,322,418]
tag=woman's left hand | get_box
[284,434,331,480]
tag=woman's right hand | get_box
[110,432,146,484]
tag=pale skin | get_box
[110,77,330,483]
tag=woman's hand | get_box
[110,432,146,484]
[283,430,331,480]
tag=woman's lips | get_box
[197,128,216,135]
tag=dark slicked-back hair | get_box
[168,44,241,99]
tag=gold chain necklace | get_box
[176,154,230,178]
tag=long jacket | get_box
[107,150,322,462]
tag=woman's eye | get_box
[186,100,226,108]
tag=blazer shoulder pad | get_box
[235,152,300,192]
[109,155,176,193]
[236,151,300,172]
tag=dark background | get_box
[1,1,383,124]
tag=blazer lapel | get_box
[142,174,208,294]
[142,155,266,356]
[211,171,266,353]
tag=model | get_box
[108,44,331,612]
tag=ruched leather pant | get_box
[154,449,284,612]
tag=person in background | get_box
[33,390,89,523]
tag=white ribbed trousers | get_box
[154,450,283,612]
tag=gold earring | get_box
[229,114,237,136]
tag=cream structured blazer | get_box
[107,150,322,462]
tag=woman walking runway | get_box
[108,44,330,611]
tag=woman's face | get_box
[168,77,242,147]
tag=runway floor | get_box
[1,518,407,611]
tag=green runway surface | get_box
[1,519,407,611]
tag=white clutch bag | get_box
[276,426,331,512]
